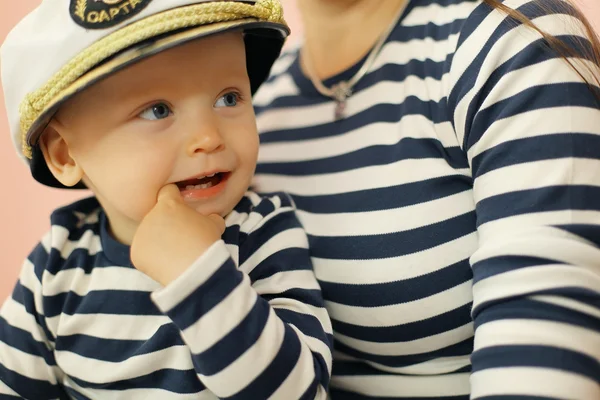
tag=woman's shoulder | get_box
[453,0,585,46]
[448,0,591,87]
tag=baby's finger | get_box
[207,214,226,234]
[157,184,182,203]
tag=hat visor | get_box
[28,19,287,189]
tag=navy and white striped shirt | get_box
[0,192,333,399]
[252,0,600,398]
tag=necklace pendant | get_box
[332,81,352,121]
[334,100,347,121]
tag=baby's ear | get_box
[38,123,83,187]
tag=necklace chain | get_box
[302,1,409,120]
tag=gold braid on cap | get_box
[19,0,284,159]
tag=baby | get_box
[0,0,332,398]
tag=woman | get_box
[252,0,600,398]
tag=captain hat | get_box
[1,0,289,188]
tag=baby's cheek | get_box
[105,173,160,221]
[105,147,175,219]
[129,182,166,219]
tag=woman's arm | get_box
[448,0,600,398]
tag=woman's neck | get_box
[298,0,407,80]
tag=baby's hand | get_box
[131,184,225,286]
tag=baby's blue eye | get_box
[139,103,172,120]
[215,92,239,108]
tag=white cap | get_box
[1,0,288,188]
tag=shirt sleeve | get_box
[151,193,333,399]
[0,234,66,399]
[447,0,600,398]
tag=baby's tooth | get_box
[207,173,215,178]
[186,185,194,190]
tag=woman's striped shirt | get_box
[252,0,600,398]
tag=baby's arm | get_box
[149,193,333,399]
[0,236,66,399]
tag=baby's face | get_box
[54,32,258,243]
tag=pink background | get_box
[0,0,598,301]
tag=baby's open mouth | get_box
[176,172,228,191]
